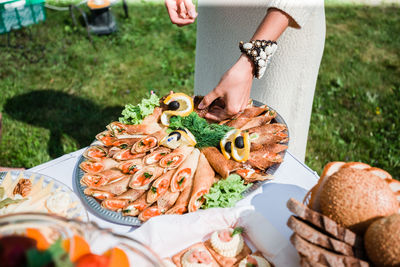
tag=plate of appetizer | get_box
[73,92,289,225]
[132,206,299,266]
[0,171,87,220]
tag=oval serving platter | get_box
[73,100,289,226]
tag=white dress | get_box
[194,0,326,162]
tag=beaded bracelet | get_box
[239,40,278,79]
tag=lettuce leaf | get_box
[119,93,160,125]
[202,174,251,209]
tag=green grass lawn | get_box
[0,2,399,177]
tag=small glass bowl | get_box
[0,212,164,266]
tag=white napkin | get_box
[131,206,299,266]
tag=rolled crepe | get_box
[95,130,117,146]
[147,169,176,203]
[80,169,126,187]
[101,188,146,212]
[240,110,277,131]
[106,121,162,136]
[92,175,131,195]
[113,148,146,161]
[188,153,215,212]
[131,128,167,154]
[235,168,273,183]
[111,138,142,149]
[83,188,114,200]
[142,107,163,124]
[249,130,288,152]
[170,149,200,192]
[201,147,242,178]
[122,193,152,216]
[157,190,180,212]
[159,145,194,169]
[247,123,287,135]
[83,145,108,162]
[101,198,129,212]
[138,203,163,222]
[117,158,144,174]
[116,188,146,201]
[129,166,164,189]
[144,147,171,165]
[165,174,194,215]
[79,158,118,174]
[247,144,287,170]
[225,106,267,128]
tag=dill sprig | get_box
[169,112,233,148]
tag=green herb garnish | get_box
[160,153,166,156]
[177,177,185,186]
[202,174,251,209]
[119,144,128,149]
[128,165,137,172]
[151,186,157,193]
[169,112,233,148]
[167,160,173,166]
[232,227,244,236]
[246,263,256,267]
[119,93,160,125]
[143,172,152,179]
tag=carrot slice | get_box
[104,247,129,267]
[63,235,91,262]
[26,228,50,251]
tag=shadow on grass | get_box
[4,90,123,158]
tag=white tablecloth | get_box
[29,148,318,240]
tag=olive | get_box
[169,131,181,140]
[168,101,180,110]
[235,136,245,149]
[224,141,232,153]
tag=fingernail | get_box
[188,9,196,18]
[198,102,205,109]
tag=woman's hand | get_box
[165,0,197,26]
[198,55,255,121]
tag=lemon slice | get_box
[220,129,240,160]
[160,129,196,149]
[160,110,179,126]
[181,129,197,146]
[163,93,194,116]
[231,132,250,162]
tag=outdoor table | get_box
[29,148,319,240]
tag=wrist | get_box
[237,54,255,77]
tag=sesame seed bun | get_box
[364,214,400,267]
[319,168,398,234]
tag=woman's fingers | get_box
[198,90,220,109]
[165,0,196,26]
[205,106,229,121]
[182,0,197,18]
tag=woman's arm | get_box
[198,8,294,121]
